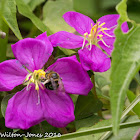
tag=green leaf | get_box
[23,137,29,140]
[1,93,15,117]
[43,0,75,33]
[94,70,111,100]
[0,18,9,62]
[74,92,102,120]
[96,87,110,100]
[6,43,14,58]
[134,72,140,85]
[110,0,140,135]
[127,90,140,117]
[73,0,101,19]
[30,121,59,135]
[0,0,22,40]
[58,47,76,55]
[75,115,102,130]
[101,116,140,140]
[28,0,45,11]
[101,94,140,139]
[15,0,52,35]
[101,0,121,10]
[41,117,140,140]
[94,74,110,89]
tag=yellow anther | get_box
[24,73,32,82]
[30,78,34,83]
[99,22,105,27]
[24,69,46,92]
[102,30,113,37]
[35,81,39,91]
[34,69,46,78]
[84,32,88,37]
[91,25,96,31]
[98,34,103,37]
[89,34,92,38]
[82,20,112,50]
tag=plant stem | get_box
[59,127,68,134]
[91,73,103,118]
[132,128,140,140]
[43,121,140,140]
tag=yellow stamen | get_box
[89,39,92,51]
[35,81,39,91]
[82,21,113,50]
[24,69,46,91]
[101,30,114,38]
[23,69,46,105]
[99,36,110,48]
[89,34,92,38]
[98,22,105,27]
[82,33,88,49]
[84,32,88,37]
[36,90,40,105]
[82,38,86,49]
[24,73,32,82]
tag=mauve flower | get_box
[49,11,129,72]
[0,32,93,129]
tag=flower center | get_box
[24,69,46,91]
[82,21,114,50]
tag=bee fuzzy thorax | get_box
[42,71,60,90]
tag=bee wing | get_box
[57,78,65,94]
[50,78,58,90]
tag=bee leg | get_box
[42,79,50,85]
[39,83,45,90]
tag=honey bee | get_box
[41,70,64,91]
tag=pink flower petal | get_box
[36,32,53,47]
[97,21,128,55]
[121,21,129,33]
[5,85,75,129]
[78,45,111,72]
[12,34,53,72]
[97,14,119,41]
[47,55,93,95]
[41,88,75,128]
[49,31,85,49]
[63,11,94,35]
[0,59,28,91]
[98,14,119,29]
[5,86,45,129]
